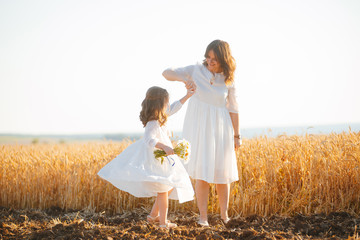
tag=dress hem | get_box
[189,176,239,184]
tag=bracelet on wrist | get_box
[234,135,241,139]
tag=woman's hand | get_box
[234,137,241,150]
[185,79,196,92]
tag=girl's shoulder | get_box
[145,120,168,134]
[145,120,160,128]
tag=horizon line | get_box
[1,122,359,136]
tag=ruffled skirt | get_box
[97,139,194,203]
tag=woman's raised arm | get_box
[162,68,186,83]
[163,66,197,91]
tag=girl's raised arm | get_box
[167,88,195,116]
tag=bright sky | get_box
[1,0,359,134]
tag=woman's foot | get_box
[197,219,209,227]
[220,212,230,224]
[221,217,230,224]
[147,215,159,223]
[159,222,177,228]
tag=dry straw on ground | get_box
[1,131,359,217]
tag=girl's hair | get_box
[203,39,236,86]
[139,86,169,127]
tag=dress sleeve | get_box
[226,83,239,113]
[167,100,183,116]
[163,65,195,82]
[144,121,159,148]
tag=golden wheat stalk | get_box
[1,131,359,216]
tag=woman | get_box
[162,39,241,226]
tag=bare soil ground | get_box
[1,206,359,239]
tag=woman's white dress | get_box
[169,63,239,184]
[97,101,194,203]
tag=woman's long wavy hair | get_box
[139,86,169,127]
[203,39,236,86]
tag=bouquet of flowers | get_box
[154,139,190,164]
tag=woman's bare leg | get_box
[216,183,230,220]
[195,179,210,222]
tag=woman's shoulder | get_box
[183,62,203,71]
[186,62,207,77]
[181,63,201,73]
[194,62,204,69]
[226,81,236,89]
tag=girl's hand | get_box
[186,88,195,97]
[155,142,174,156]
[179,81,196,104]
[162,145,174,156]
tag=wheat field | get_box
[1,131,359,217]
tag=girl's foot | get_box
[147,215,159,223]
[159,222,177,228]
[197,219,209,227]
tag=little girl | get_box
[98,86,194,228]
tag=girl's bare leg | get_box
[195,179,210,222]
[149,197,159,218]
[216,183,230,221]
[149,188,173,220]
[157,192,168,225]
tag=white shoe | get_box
[222,217,230,224]
[147,215,159,223]
[159,222,177,229]
[197,219,209,227]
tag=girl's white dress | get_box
[169,63,239,184]
[97,101,194,203]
